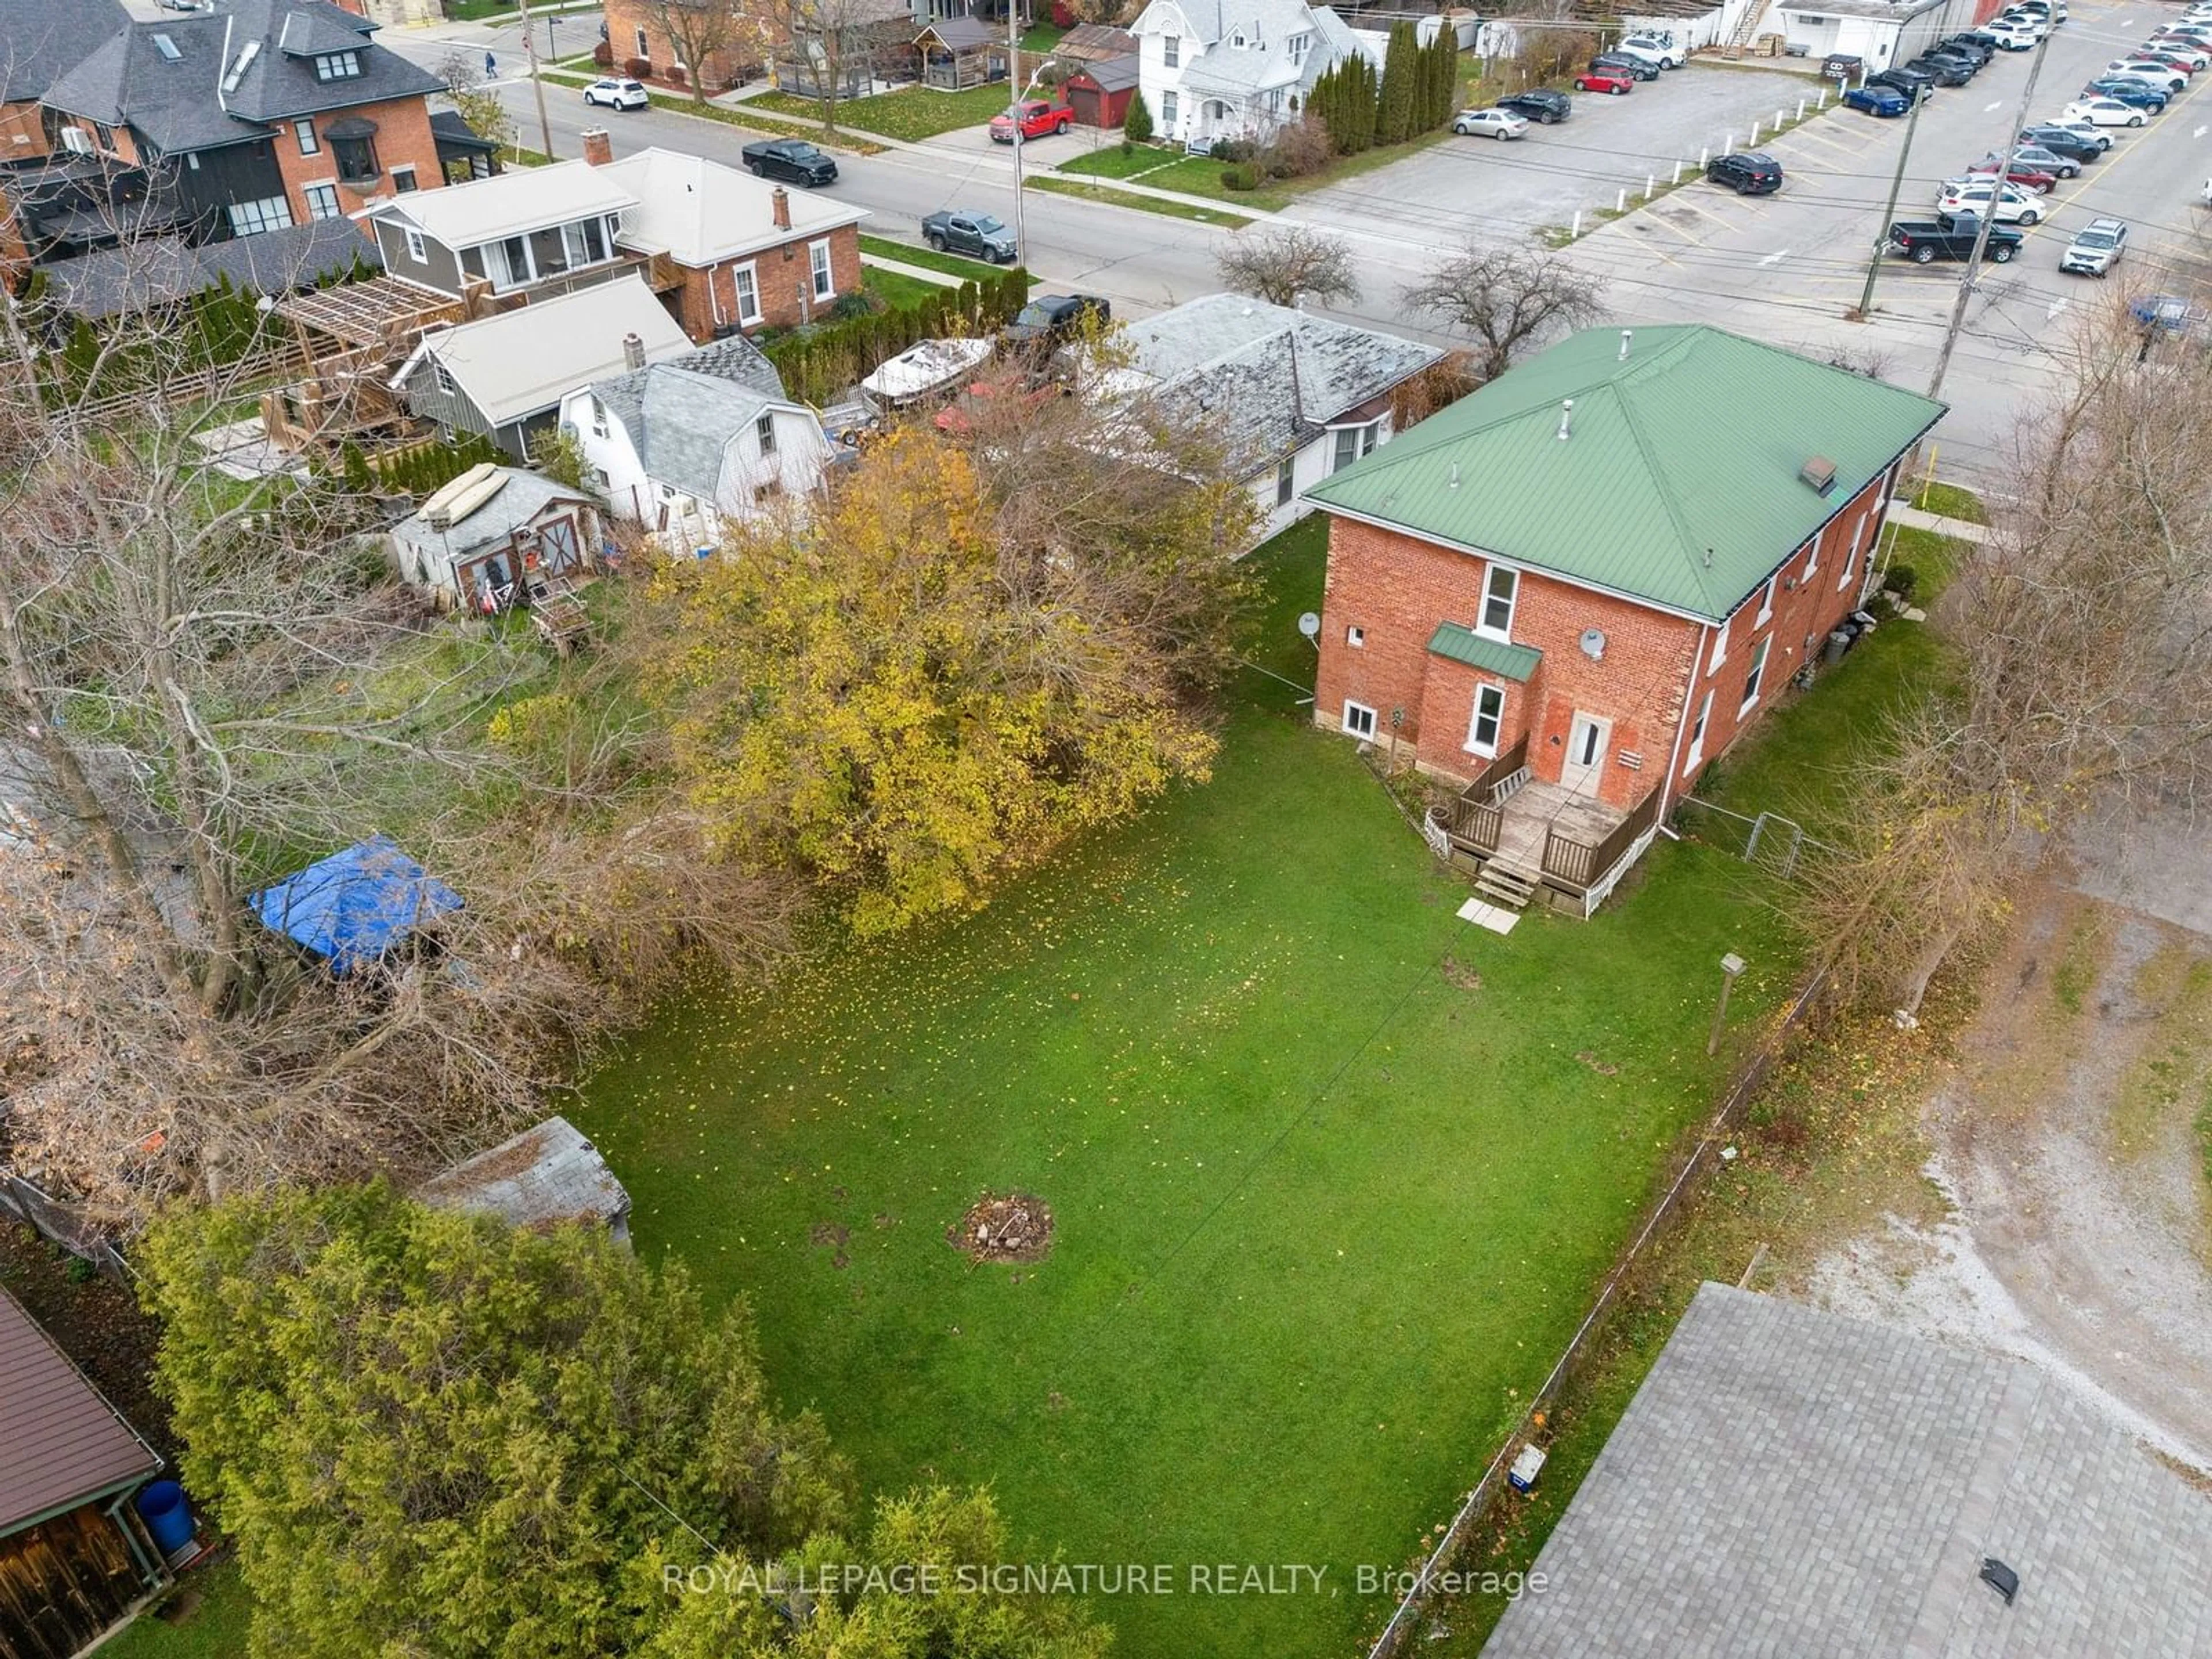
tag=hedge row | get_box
[762,267,1032,408]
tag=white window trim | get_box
[1161,90,1179,125]
[1755,574,1777,626]
[1709,613,1729,674]
[1465,683,1506,757]
[809,238,834,300]
[732,260,761,325]
[1804,533,1818,578]
[1738,636,1771,716]
[1164,33,1180,66]
[302,180,342,221]
[294,117,318,155]
[392,164,418,192]
[1346,624,1364,647]
[1840,514,1866,590]
[1343,700,1377,740]
[1275,456,1294,506]
[1684,688,1713,772]
[1477,563,1518,642]
[403,227,426,262]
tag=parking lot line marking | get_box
[1758,247,1793,266]
[2049,296,2070,319]
[2197,123,2209,137]
[1984,100,2003,112]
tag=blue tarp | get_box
[250,836,464,973]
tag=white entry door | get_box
[1562,711,1611,794]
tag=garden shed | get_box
[418,1116,633,1244]
[1063,54,1139,126]
[914,18,1007,89]
[388,464,601,618]
[250,835,464,974]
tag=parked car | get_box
[1922,46,1983,73]
[1995,9,2050,37]
[1961,157,2058,192]
[2131,293,2201,334]
[582,77,649,111]
[1589,52,1660,81]
[989,99,1074,143]
[2059,217,2127,276]
[1573,67,1636,94]
[1908,56,1975,88]
[1936,179,2045,223]
[2018,124,2105,160]
[2063,96,2150,126]
[1498,89,1572,124]
[2105,60,2188,91]
[1000,292,1110,350]
[2081,78,2168,111]
[1868,66,1937,99]
[1612,34,1683,69]
[1844,84,1912,116]
[1983,21,2040,49]
[1940,35,1994,65]
[1995,145,2081,179]
[921,209,1019,263]
[1950,31,2003,55]
[1452,107,1529,139]
[1707,150,1783,194]
[2128,48,2202,74]
[2155,29,2212,54]
[1888,213,2023,263]
[741,138,838,185]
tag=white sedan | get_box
[583,77,650,111]
[1936,180,2046,223]
[2107,59,2190,90]
[2143,42,2210,69]
[1452,107,1530,139]
[2063,96,2150,126]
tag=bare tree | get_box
[1400,244,1604,382]
[435,50,518,162]
[641,0,763,100]
[1215,225,1362,312]
[774,0,901,133]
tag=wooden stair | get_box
[1721,0,1777,58]
[1472,861,1539,910]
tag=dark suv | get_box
[1000,293,1111,350]
[1589,52,1658,81]
[1907,54,1974,86]
[1498,88,1573,124]
[1940,35,1994,63]
[1707,150,1783,194]
[1868,65,1936,98]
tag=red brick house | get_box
[1306,324,1945,914]
[0,0,128,161]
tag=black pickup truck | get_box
[1885,212,2022,264]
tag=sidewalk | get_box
[861,252,963,289]
[1887,501,1989,543]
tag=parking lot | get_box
[1285,62,1824,248]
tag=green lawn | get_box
[858,233,1028,287]
[1027,173,1255,228]
[1128,152,1295,211]
[862,264,947,310]
[102,1563,252,1658]
[1055,142,1177,180]
[573,524,1794,1657]
[749,83,1015,141]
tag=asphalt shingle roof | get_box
[1112,293,1440,478]
[0,0,129,104]
[1482,1283,2212,1659]
[43,0,440,156]
[0,1286,161,1535]
[585,334,793,501]
[1308,324,1945,623]
[39,216,375,320]
[391,467,589,559]
[404,276,691,427]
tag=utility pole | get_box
[518,0,556,162]
[1855,86,1926,320]
[1927,29,2054,402]
[1008,0,1026,263]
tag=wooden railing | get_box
[1437,737,1529,853]
[1541,786,1664,891]
[1468,736,1528,801]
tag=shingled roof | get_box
[1484,1283,2212,1658]
[0,0,129,106]
[584,334,794,501]
[44,0,440,157]
[0,1287,161,1537]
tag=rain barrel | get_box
[136,1481,193,1556]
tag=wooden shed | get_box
[1063,55,1139,127]
[0,1288,168,1658]
[914,18,1007,90]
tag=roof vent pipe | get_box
[1619,328,1633,361]
[1449,461,1460,488]
[1556,399,1574,441]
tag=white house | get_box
[1128,0,1370,149]
[558,335,834,552]
[1108,293,1442,540]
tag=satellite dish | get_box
[1297,611,1321,639]
[1580,627,1607,661]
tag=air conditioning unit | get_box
[59,127,94,156]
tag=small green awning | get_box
[1427,622,1541,681]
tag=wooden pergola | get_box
[263,277,471,451]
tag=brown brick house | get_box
[1306,324,1945,914]
[40,0,449,243]
[0,0,128,160]
[600,0,767,92]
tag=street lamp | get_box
[1005,3,1054,269]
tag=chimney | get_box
[581,127,612,168]
[622,331,645,370]
[1618,328,1633,361]
[1555,398,1574,441]
[771,186,791,231]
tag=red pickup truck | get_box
[990,99,1073,142]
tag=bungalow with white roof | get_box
[1128,0,1370,149]
[389,275,691,459]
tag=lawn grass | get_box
[1127,152,1294,211]
[858,233,1027,286]
[748,83,1014,141]
[573,522,1798,1657]
[1055,142,1175,179]
[862,264,947,310]
[536,70,884,150]
[1027,173,1255,227]
[1021,22,1067,52]
[102,1563,252,1658]
[1909,478,1989,523]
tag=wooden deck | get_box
[1427,738,1663,915]
[1490,781,1625,876]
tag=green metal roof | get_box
[1308,325,1946,623]
[1427,623,1541,681]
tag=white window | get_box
[589,398,608,438]
[1840,515,1866,590]
[1684,689,1713,771]
[403,227,426,262]
[1739,637,1771,714]
[1164,34,1180,66]
[1343,700,1377,740]
[1805,532,1818,578]
[635,26,650,56]
[431,357,455,396]
[303,182,342,221]
[313,50,361,81]
[1346,625,1365,647]
[1289,31,1309,64]
[226,195,293,237]
[809,238,834,300]
[562,218,608,269]
[294,118,319,155]
[1756,574,1777,625]
[1232,30,1247,47]
[1479,565,1517,638]
[1266,88,1284,113]
[392,165,418,194]
[1161,90,1178,126]
[1467,684,1505,756]
[1276,457,1294,505]
[1709,615,1729,673]
[1332,422,1377,471]
[756,411,777,456]
[733,263,760,324]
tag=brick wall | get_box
[271,94,444,229]
[671,222,861,339]
[1315,462,1902,808]
[2,101,49,160]
[601,0,759,90]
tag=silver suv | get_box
[2061,217,2128,276]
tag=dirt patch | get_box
[1575,1050,1619,1077]
[948,1192,1054,1264]
[809,1221,850,1269]
[1440,956,1483,992]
